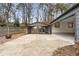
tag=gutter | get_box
[50,4,79,24]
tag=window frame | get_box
[54,22,60,28]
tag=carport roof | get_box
[50,4,79,24]
[27,22,49,27]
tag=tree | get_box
[4,3,12,35]
[14,17,20,27]
[27,4,33,24]
[0,3,13,38]
[39,4,55,23]
[56,3,68,13]
[17,3,26,25]
[55,3,68,18]
[39,3,47,22]
[17,3,33,25]
[44,4,55,23]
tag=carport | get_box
[50,4,79,42]
[27,22,52,34]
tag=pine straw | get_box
[53,45,77,56]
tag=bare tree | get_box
[4,3,12,35]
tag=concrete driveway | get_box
[0,34,74,56]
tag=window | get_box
[54,22,60,28]
[68,22,73,28]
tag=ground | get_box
[53,45,76,56]
[0,34,74,56]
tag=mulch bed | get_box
[53,45,77,56]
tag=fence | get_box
[0,26,27,36]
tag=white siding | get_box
[75,10,79,41]
[52,21,74,34]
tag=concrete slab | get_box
[0,34,74,56]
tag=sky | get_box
[14,3,40,23]
[8,3,75,23]
[15,3,43,23]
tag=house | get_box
[50,4,79,42]
[20,4,79,43]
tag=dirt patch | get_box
[53,45,76,56]
[11,33,26,39]
[0,33,26,44]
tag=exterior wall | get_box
[75,8,79,42]
[52,21,74,34]
[47,25,52,34]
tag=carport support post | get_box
[75,8,79,55]
[48,25,52,34]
